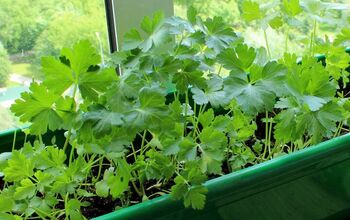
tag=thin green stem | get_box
[309,19,317,56]
[263,111,269,158]
[63,83,79,157]
[198,105,204,117]
[62,130,71,152]
[64,193,69,218]
[268,118,273,157]
[284,27,289,53]
[192,104,198,138]
[38,134,43,145]
[131,143,137,160]
[24,133,28,144]
[12,130,17,151]
[95,158,104,181]
[140,130,147,154]
[218,64,223,76]
[69,144,75,164]
[184,90,190,135]
[130,178,143,197]
[334,122,344,138]
[200,104,207,115]
[263,29,271,59]
[174,34,184,56]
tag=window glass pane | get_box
[173,0,350,57]
[0,0,108,130]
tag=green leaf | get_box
[198,109,215,128]
[10,83,64,135]
[178,137,197,161]
[172,60,206,93]
[212,115,231,132]
[228,107,257,141]
[0,213,22,220]
[34,146,66,169]
[82,108,124,138]
[3,151,34,182]
[61,40,100,75]
[41,56,74,94]
[316,43,350,87]
[78,67,118,101]
[199,127,227,174]
[171,163,208,209]
[284,56,337,111]
[77,189,95,197]
[183,186,208,210]
[123,29,143,50]
[95,180,109,198]
[125,85,168,129]
[34,171,54,193]
[218,44,256,71]
[0,194,14,212]
[14,178,36,200]
[28,196,53,218]
[241,1,265,22]
[200,16,238,53]
[142,149,175,180]
[170,175,188,200]
[191,75,230,108]
[334,28,350,46]
[44,40,117,100]
[139,86,166,108]
[96,160,131,199]
[165,17,195,37]
[51,157,88,195]
[275,99,342,144]
[282,0,302,16]
[66,199,88,220]
[229,146,256,171]
[187,6,197,24]
[138,11,172,52]
[0,152,12,177]
[141,11,164,34]
[300,102,343,143]
[224,62,287,114]
[269,16,283,29]
[274,106,303,143]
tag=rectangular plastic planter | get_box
[1,129,350,220]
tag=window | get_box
[0,0,108,130]
[173,0,350,57]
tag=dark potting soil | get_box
[0,178,4,189]
[81,196,121,218]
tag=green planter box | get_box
[95,134,350,220]
[1,129,350,220]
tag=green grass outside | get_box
[5,79,21,88]
[11,63,34,77]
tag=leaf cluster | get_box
[1,5,349,219]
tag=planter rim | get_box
[94,133,350,220]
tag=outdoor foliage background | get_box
[0,42,10,87]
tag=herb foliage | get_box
[0,1,349,219]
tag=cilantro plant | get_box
[0,1,349,219]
